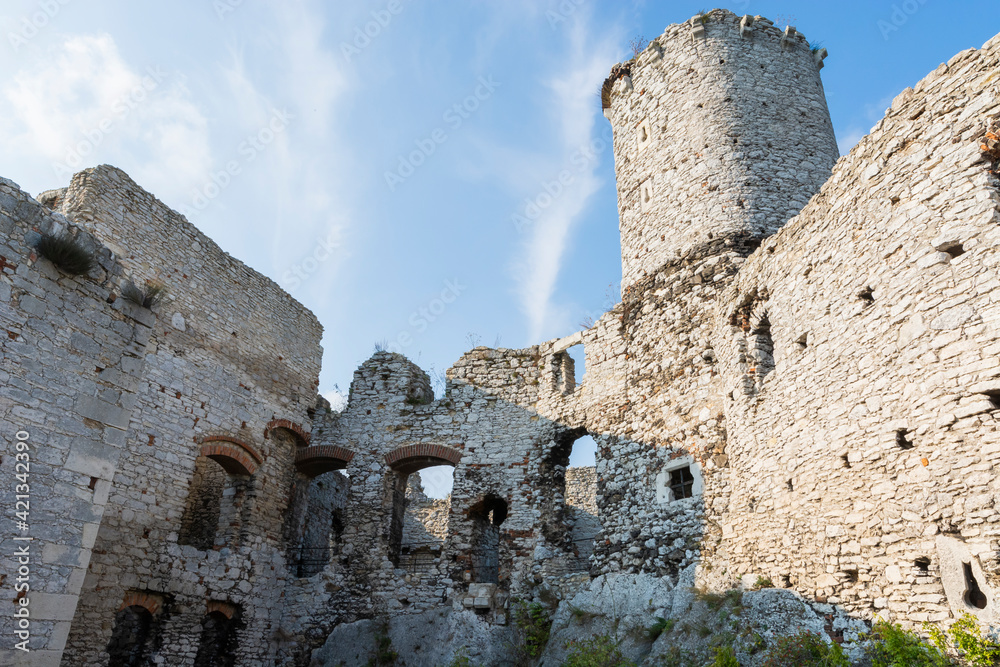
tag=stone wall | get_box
[274,349,596,664]
[0,177,152,666]
[711,31,1000,624]
[32,166,326,665]
[566,467,599,571]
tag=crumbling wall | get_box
[275,348,601,664]
[712,32,1000,625]
[46,166,325,665]
[0,177,152,666]
[402,475,450,545]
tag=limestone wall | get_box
[711,31,1000,624]
[31,166,327,665]
[402,474,450,546]
[0,177,152,666]
[566,467,599,571]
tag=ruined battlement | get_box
[53,165,323,396]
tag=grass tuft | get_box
[121,279,166,308]
[34,231,94,275]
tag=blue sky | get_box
[1,1,997,496]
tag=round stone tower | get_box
[604,9,840,290]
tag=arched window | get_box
[288,471,348,578]
[399,470,452,574]
[538,430,601,573]
[178,440,258,550]
[193,603,241,667]
[106,592,166,665]
[282,438,354,578]
[106,606,152,666]
[384,444,461,566]
[731,297,773,396]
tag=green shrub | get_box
[646,616,673,641]
[867,620,953,667]
[366,624,397,666]
[696,588,743,612]
[754,576,773,590]
[440,647,474,667]
[712,645,740,667]
[563,634,635,667]
[928,613,1000,667]
[513,600,552,658]
[568,604,600,624]
[761,631,849,667]
[34,231,94,275]
[657,646,701,667]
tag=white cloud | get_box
[0,33,210,200]
[416,466,454,500]
[322,388,349,412]
[211,1,352,295]
[512,13,622,341]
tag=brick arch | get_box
[120,591,164,615]
[199,436,261,476]
[206,600,238,619]
[294,445,355,478]
[385,443,462,474]
[265,419,310,446]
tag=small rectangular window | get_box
[669,466,695,500]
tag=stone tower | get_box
[603,9,840,290]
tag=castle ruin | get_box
[1,8,999,666]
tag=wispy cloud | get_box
[0,33,210,200]
[208,1,353,301]
[511,12,622,341]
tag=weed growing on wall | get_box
[34,231,95,275]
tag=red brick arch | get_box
[265,419,310,446]
[120,591,164,615]
[206,600,238,619]
[385,444,462,474]
[199,436,262,476]
[294,445,355,478]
